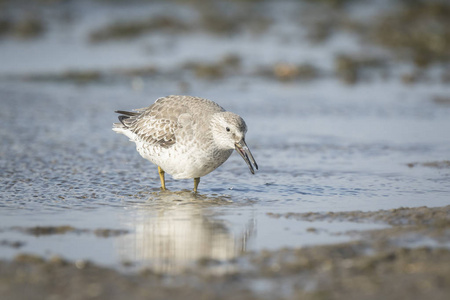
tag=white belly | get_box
[136,140,233,179]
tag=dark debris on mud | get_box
[268,205,450,227]
[407,160,450,170]
[11,225,129,238]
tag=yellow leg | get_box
[158,166,166,191]
[193,177,200,193]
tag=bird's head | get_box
[211,112,258,174]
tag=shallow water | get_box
[1,0,449,273]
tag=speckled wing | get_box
[124,99,186,148]
[117,95,225,148]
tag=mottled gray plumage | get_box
[113,95,257,192]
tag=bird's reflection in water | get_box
[117,190,255,274]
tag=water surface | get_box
[1,0,449,273]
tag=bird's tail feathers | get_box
[115,110,139,117]
[114,110,139,128]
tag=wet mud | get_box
[0,16,45,39]
[1,205,449,300]
[11,226,130,238]
[407,161,450,170]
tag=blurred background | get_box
[1,0,449,85]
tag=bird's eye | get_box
[226,127,230,132]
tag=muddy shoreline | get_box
[1,205,448,300]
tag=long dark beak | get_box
[235,139,258,174]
